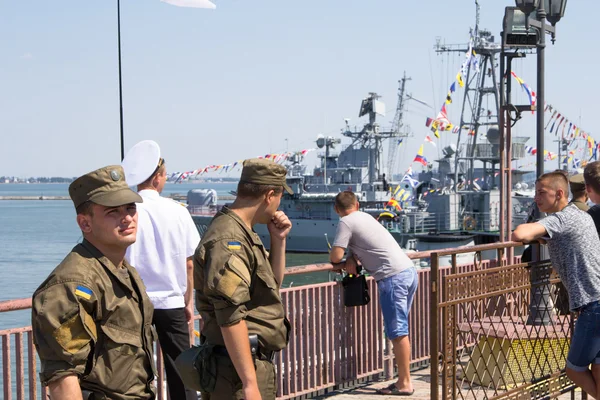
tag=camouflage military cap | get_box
[240,158,292,194]
[69,165,143,209]
[569,173,586,192]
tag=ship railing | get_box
[381,210,525,234]
[461,211,497,232]
[298,210,332,220]
[1,246,525,400]
[380,212,454,234]
[187,205,219,216]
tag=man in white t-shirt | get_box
[123,140,201,400]
[330,191,418,396]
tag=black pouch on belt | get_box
[175,341,217,393]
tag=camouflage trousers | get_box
[200,354,276,400]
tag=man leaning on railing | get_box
[329,190,418,396]
[512,171,600,399]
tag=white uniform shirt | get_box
[126,189,201,309]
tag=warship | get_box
[189,88,432,254]
[189,4,537,264]
[189,88,484,266]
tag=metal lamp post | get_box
[117,0,125,161]
[513,0,567,325]
[116,0,216,160]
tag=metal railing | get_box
[1,250,445,399]
[277,270,386,398]
[0,243,581,399]
[429,242,581,399]
[0,298,204,400]
[1,298,46,400]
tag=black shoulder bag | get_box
[342,266,371,307]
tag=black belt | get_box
[576,300,600,312]
[213,345,276,362]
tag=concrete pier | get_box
[317,370,580,399]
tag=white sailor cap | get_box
[122,140,162,187]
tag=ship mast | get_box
[387,72,412,178]
[434,0,500,197]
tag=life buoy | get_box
[463,216,477,231]
[377,211,396,221]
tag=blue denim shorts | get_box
[567,300,600,371]
[377,267,418,340]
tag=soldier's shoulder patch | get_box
[215,254,252,303]
[227,241,242,251]
[75,285,92,300]
[216,269,243,299]
[227,254,251,286]
[53,312,92,354]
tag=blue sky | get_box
[0,1,594,177]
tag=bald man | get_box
[512,171,600,398]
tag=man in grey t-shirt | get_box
[512,171,600,398]
[330,191,417,396]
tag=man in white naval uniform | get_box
[123,140,201,400]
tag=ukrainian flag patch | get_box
[227,241,242,250]
[75,285,92,300]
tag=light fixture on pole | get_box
[544,0,567,26]
[515,0,540,16]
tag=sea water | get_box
[0,182,330,331]
[0,182,331,396]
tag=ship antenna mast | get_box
[387,72,411,178]
[434,0,500,194]
[474,0,480,40]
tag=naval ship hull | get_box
[192,215,338,253]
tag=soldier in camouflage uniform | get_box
[568,173,589,211]
[194,158,292,400]
[32,165,156,400]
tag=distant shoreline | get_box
[0,193,237,201]
[0,196,71,200]
[0,180,239,185]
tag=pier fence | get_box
[0,243,583,399]
[430,242,582,399]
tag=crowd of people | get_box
[32,138,600,399]
[30,140,419,400]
